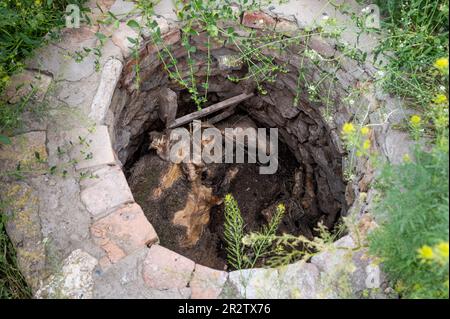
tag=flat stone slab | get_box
[91,203,158,265]
[94,248,191,299]
[142,245,195,290]
[32,175,93,260]
[89,58,123,124]
[27,44,96,82]
[80,165,134,219]
[0,131,48,174]
[66,125,116,170]
[3,70,52,104]
[36,249,98,299]
[191,264,228,299]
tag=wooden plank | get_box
[207,105,237,125]
[167,92,254,129]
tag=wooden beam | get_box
[207,105,237,125]
[167,92,254,129]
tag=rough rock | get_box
[275,19,299,35]
[36,249,98,299]
[277,261,322,298]
[242,11,277,30]
[109,0,136,19]
[311,235,388,298]
[383,128,413,165]
[222,268,281,299]
[112,23,142,59]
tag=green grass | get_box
[363,0,449,299]
[373,0,449,108]
[369,147,449,299]
[0,0,88,142]
[0,212,32,299]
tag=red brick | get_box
[242,11,276,30]
[91,203,158,264]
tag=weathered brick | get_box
[242,11,276,30]
[142,245,195,290]
[91,203,158,264]
[191,264,228,299]
[80,165,134,218]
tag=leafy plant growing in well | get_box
[224,193,285,270]
[224,193,349,269]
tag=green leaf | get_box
[95,32,108,45]
[0,135,11,145]
[207,25,219,37]
[126,19,141,30]
[127,37,138,44]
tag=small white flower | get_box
[349,99,355,105]
[440,85,446,92]
[362,6,371,14]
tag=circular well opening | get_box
[109,30,348,271]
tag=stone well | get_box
[0,0,414,299]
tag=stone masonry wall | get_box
[0,0,413,299]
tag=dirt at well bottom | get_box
[126,115,326,270]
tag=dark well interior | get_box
[109,37,348,270]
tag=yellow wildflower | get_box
[35,0,42,6]
[418,245,434,261]
[342,123,355,134]
[433,94,448,104]
[434,57,449,72]
[356,150,363,157]
[436,242,449,258]
[402,154,411,163]
[361,126,370,136]
[410,115,421,125]
[363,139,371,150]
